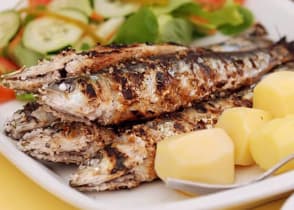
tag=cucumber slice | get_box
[0,11,20,48]
[55,8,89,23]
[73,36,95,51]
[23,17,83,54]
[94,0,139,18]
[96,17,125,43]
[11,43,43,67]
[49,0,92,16]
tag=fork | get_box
[166,153,294,195]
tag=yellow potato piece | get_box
[249,117,294,173]
[253,71,294,118]
[216,107,272,166]
[155,128,234,184]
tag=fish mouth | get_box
[17,123,107,164]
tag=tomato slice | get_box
[28,0,52,7]
[0,57,18,74]
[0,86,15,103]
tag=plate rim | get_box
[1,0,294,209]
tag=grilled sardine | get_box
[17,88,252,165]
[39,40,294,125]
[1,24,270,93]
[69,88,253,191]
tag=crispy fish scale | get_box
[40,40,294,125]
[0,24,270,93]
[69,88,253,191]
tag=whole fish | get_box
[39,40,294,125]
[69,88,253,192]
[15,62,294,191]
[5,28,272,141]
[17,88,252,165]
[1,24,271,93]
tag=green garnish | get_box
[218,6,254,35]
[16,93,36,102]
[114,7,159,44]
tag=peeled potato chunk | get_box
[155,128,234,184]
[249,117,294,173]
[253,71,294,118]
[216,107,272,166]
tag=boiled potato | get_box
[216,107,272,166]
[253,71,294,118]
[155,128,234,184]
[249,117,294,173]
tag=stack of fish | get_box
[2,24,294,192]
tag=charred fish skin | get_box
[4,31,274,140]
[1,24,270,93]
[69,88,253,192]
[40,41,294,125]
[1,44,187,92]
[14,62,293,174]
[17,86,252,166]
[18,122,117,164]
[4,102,57,140]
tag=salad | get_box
[0,0,253,103]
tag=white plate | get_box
[1,0,294,209]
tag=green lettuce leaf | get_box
[158,15,193,44]
[218,6,254,35]
[16,93,36,102]
[151,0,192,15]
[114,7,158,44]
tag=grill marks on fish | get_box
[1,24,272,93]
[40,42,294,125]
[1,44,187,92]
[69,88,254,191]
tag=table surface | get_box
[0,153,290,210]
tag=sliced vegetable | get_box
[114,7,158,44]
[23,17,83,53]
[0,86,15,103]
[73,36,95,51]
[0,57,18,74]
[219,6,254,35]
[16,93,36,102]
[174,1,245,28]
[158,15,193,44]
[94,0,139,18]
[151,0,192,15]
[19,8,103,43]
[49,0,92,16]
[29,0,52,7]
[12,43,44,67]
[0,11,20,48]
[90,11,104,22]
[122,0,168,5]
[96,17,125,44]
[55,8,89,23]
